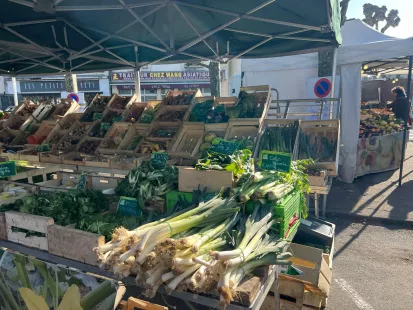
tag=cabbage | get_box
[204,132,217,143]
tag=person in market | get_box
[388,86,410,124]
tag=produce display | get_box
[157,110,186,122]
[95,158,311,306]
[93,95,110,110]
[69,123,91,137]
[196,149,254,179]
[298,132,337,162]
[124,106,145,122]
[16,104,37,118]
[125,135,143,151]
[100,128,128,150]
[85,155,111,164]
[150,127,178,138]
[163,93,194,105]
[189,99,215,122]
[115,161,178,208]
[89,122,110,138]
[111,155,136,166]
[138,139,168,154]
[59,114,80,130]
[139,105,159,123]
[55,137,80,151]
[111,96,130,109]
[103,110,123,123]
[228,136,255,151]
[360,109,404,138]
[0,183,29,200]
[257,121,299,155]
[225,91,266,119]
[79,139,101,155]
[198,132,218,154]
[47,131,65,148]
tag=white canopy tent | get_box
[241,19,413,183]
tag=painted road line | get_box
[334,278,375,310]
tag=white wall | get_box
[242,67,318,100]
[0,77,5,94]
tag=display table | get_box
[356,131,405,177]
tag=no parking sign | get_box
[314,78,332,98]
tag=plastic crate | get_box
[273,190,302,239]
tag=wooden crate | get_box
[90,93,112,109]
[20,103,55,131]
[3,114,27,130]
[58,113,82,130]
[5,211,53,250]
[183,96,215,122]
[44,129,67,149]
[49,99,80,120]
[178,167,233,192]
[108,93,132,110]
[0,212,6,239]
[17,148,41,162]
[137,100,162,124]
[170,123,204,158]
[47,225,104,266]
[98,123,131,154]
[204,122,228,138]
[102,108,125,123]
[84,155,111,168]
[299,120,340,177]
[122,101,148,123]
[308,170,328,187]
[11,126,40,146]
[118,124,151,152]
[215,96,238,106]
[280,243,332,297]
[90,175,120,191]
[225,119,260,140]
[76,137,103,155]
[0,128,21,145]
[254,119,300,159]
[61,152,89,166]
[37,171,84,190]
[39,150,64,164]
[0,181,37,205]
[238,85,271,120]
[161,89,202,106]
[135,138,170,157]
[153,105,189,124]
[109,155,138,170]
[54,135,82,153]
[67,120,94,137]
[118,297,168,310]
[149,123,181,145]
[29,121,57,145]
[263,288,327,310]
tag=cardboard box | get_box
[178,167,233,192]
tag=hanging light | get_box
[363,64,369,70]
[361,70,365,74]
[395,78,399,82]
[392,79,396,84]
[376,73,381,78]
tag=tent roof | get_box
[242,19,413,72]
[0,0,341,76]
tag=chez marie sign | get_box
[111,71,210,81]
[20,80,99,93]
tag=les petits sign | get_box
[111,71,210,81]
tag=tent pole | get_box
[398,55,413,187]
[134,46,141,102]
[12,76,18,106]
[330,47,338,119]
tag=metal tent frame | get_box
[1,0,340,75]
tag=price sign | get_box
[259,151,291,173]
[0,161,17,177]
[112,116,123,123]
[93,112,103,120]
[35,144,50,152]
[151,152,168,169]
[76,173,88,190]
[101,122,111,131]
[117,196,142,217]
[209,138,238,155]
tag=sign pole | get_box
[12,76,18,106]
[398,55,413,187]
[329,47,338,120]
[134,46,142,102]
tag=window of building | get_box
[201,88,211,96]
[118,89,133,96]
[142,89,157,102]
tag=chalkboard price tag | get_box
[209,138,238,155]
[93,112,103,120]
[151,152,168,169]
[76,173,88,190]
[35,144,50,152]
[259,151,291,173]
[101,122,111,131]
[117,196,142,217]
[0,161,17,177]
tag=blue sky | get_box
[347,0,412,38]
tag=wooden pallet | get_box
[5,211,53,251]
[47,224,104,266]
[10,166,58,183]
[161,89,202,107]
[299,120,340,177]
[118,124,151,152]
[57,112,82,130]
[39,150,65,164]
[108,93,132,110]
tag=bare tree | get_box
[381,9,401,33]
[363,3,387,30]
[186,61,221,97]
[340,0,351,26]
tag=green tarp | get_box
[0,0,341,75]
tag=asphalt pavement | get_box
[326,218,413,310]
